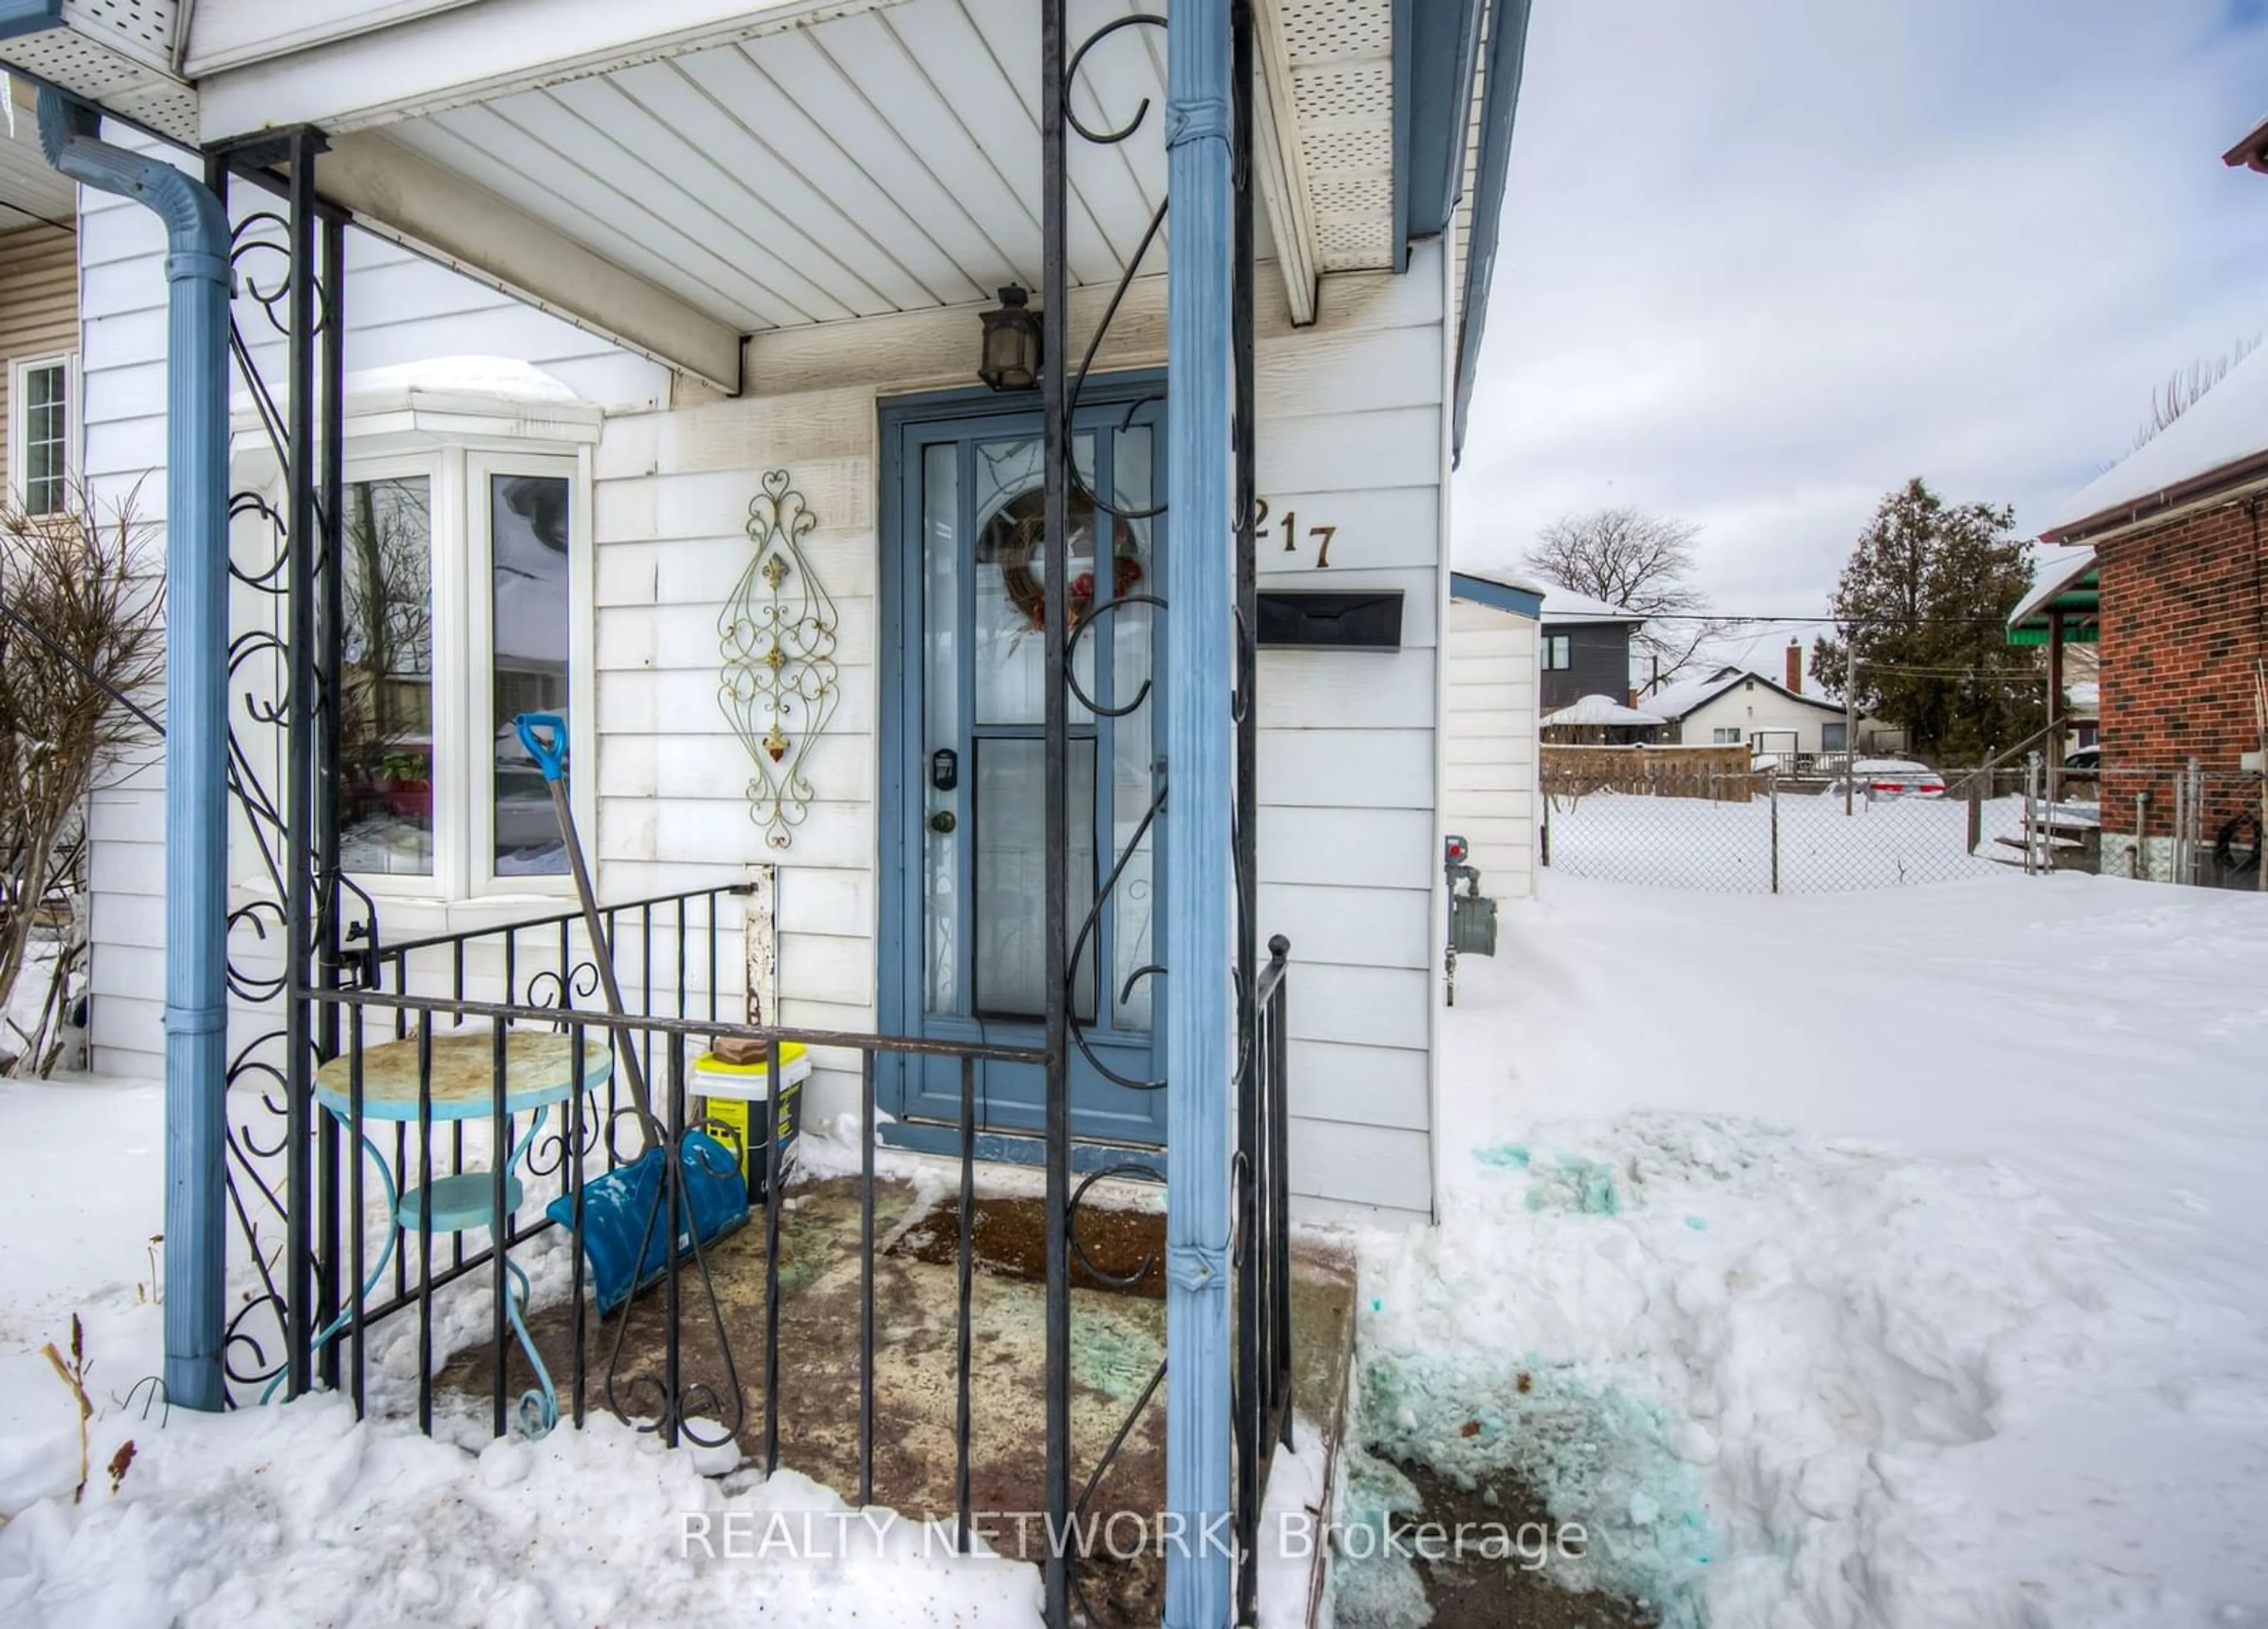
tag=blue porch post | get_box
[1164,1,1236,1623]
[38,91,236,1412]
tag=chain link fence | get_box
[1539,764,2049,894]
[2096,762,2267,890]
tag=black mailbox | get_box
[1254,589,1405,650]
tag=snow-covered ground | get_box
[6,870,2266,1627]
[0,1073,1041,1628]
[1353,871,2268,1626]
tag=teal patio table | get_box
[300,1029,613,1432]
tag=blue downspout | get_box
[39,89,234,1413]
[1164,4,1234,1624]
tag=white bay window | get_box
[237,364,598,906]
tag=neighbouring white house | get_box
[1646,657,1884,760]
[1444,570,1542,904]
[7,0,1541,1238]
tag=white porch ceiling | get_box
[0,0,1420,380]
[379,0,1177,335]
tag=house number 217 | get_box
[1251,499,1336,568]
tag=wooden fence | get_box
[1542,744,1763,803]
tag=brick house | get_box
[2018,337,2267,885]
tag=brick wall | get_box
[2094,494,2266,840]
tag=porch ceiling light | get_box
[977,286,1042,392]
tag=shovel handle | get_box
[514,712,569,783]
[511,709,655,1143]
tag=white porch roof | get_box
[0,0,1473,384]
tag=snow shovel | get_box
[512,713,748,1315]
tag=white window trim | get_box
[467,447,591,899]
[9,351,77,514]
[226,373,599,915]
[334,444,594,907]
[342,451,455,896]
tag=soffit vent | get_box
[0,0,194,144]
[1276,0,1394,272]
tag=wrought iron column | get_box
[314,207,349,1385]
[206,131,361,1408]
[1040,0,1076,1619]
[1164,0,1237,1622]
[282,125,323,1399]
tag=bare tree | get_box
[2134,337,2260,450]
[1523,506,1725,686]
[0,483,164,1074]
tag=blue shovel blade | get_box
[546,1133,750,1317]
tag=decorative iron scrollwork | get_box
[717,470,841,851]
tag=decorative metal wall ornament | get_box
[718,470,840,849]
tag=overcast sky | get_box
[1452,0,2268,668]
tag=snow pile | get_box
[1353,874,2268,1627]
[0,1396,1040,1628]
[0,1077,1040,1628]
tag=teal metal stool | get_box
[393,1167,554,1436]
[291,1029,612,1435]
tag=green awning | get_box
[2007,550,2099,647]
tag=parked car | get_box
[2063,746,2100,775]
[1826,758,1947,800]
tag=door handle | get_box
[929,809,957,834]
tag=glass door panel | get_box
[892,392,1166,1148]
[972,434,1096,726]
[974,737,1097,1021]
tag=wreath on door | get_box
[993,509,1145,633]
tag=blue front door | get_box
[880,385,1167,1152]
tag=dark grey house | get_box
[1537,587,1645,712]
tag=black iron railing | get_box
[249,887,1299,1624]
[283,890,1053,1485]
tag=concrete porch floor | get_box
[442,1172,1355,1623]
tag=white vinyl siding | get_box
[1443,598,1538,904]
[81,131,1453,1224]
[596,247,1456,1224]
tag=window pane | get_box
[340,476,435,876]
[971,434,1096,725]
[974,736,1096,1021]
[1107,423,1156,1031]
[21,363,66,517]
[492,473,572,877]
[923,441,960,1014]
